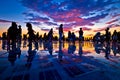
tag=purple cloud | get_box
[41,28,50,32]
[20,0,120,28]
[0,19,13,23]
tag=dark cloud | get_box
[24,21,41,25]
[41,28,50,32]
[107,24,120,28]
[44,22,58,26]
[0,19,13,23]
[93,28,105,32]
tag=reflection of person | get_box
[8,50,17,66]
[8,44,21,66]
[58,42,63,61]
[94,42,103,54]
[26,45,36,68]
[78,42,83,57]
[112,42,119,56]
[47,42,53,55]
[68,43,76,54]
[105,42,111,59]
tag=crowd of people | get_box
[0,22,120,66]
[1,22,120,50]
[93,27,120,43]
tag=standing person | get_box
[79,28,83,42]
[2,32,7,50]
[112,30,118,42]
[7,22,18,50]
[71,32,76,44]
[68,31,72,42]
[26,23,35,50]
[48,28,53,42]
[59,24,63,42]
[17,25,22,46]
[105,27,111,42]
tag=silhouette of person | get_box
[105,27,111,42]
[23,34,27,41]
[117,31,120,42]
[43,33,47,42]
[62,34,65,42]
[34,32,39,50]
[17,25,22,44]
[58,42,63,61]
[79,28,83,42]
[93,32,101,43]
[78,42,83,57]
[26,23,35,50]
[2,32,7,40]
[68,43,76,54]
[68,31,72,42]
[71,32,76,44]
[7,22,18,50]
[112,30,118,42]
[59,24,63,42]
[48,28,53,42]
[2,32,7,50]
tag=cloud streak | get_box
[0,19,13,23]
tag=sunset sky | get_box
[0,0,120,37]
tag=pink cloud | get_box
[112,14,120,18]
[106,19,118,24]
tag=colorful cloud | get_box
[21,0,120,29]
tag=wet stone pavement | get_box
[0,41,120,80]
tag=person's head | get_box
[106,27,109,31]
[60,24,63,27]
[80,28,82,30]
[26,23,32,28]
[12,22,17,27]
[18,25,21,28]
